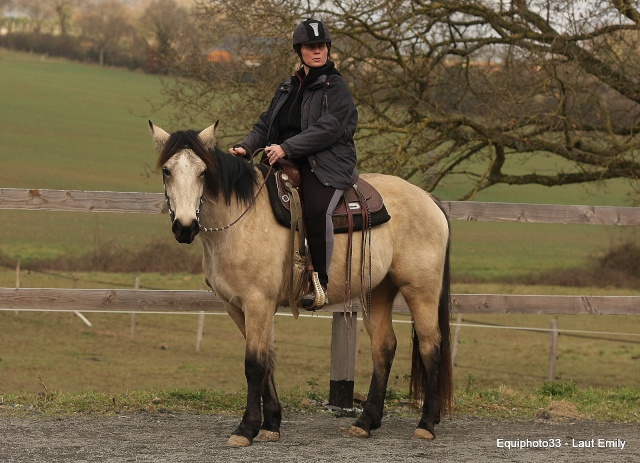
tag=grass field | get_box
[1,49,639,400]
[0,49,178,260]
[0,49,178,192]
[1,307,638,401]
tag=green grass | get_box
[0,306,638,394]
[0,49,170,192]
[452,382,640,422]
[449,221,640,280]
[0,49,182,260]
[432,151,636,206]
[1,384,638,422]
[0,211,173,262]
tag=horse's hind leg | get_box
[402,287,448,440]
[349,276,399,438]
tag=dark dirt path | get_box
[1,412,637,462]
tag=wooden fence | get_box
[1,187,639,407]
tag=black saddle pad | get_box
[258,164,391,233]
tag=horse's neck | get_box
[198,182,271,246]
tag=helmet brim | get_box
[300,38,331,45]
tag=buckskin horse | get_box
[149,121,452,447]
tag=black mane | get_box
[156,129,259,206]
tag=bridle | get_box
[163,149,273,233]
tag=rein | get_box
[163,148,273,233]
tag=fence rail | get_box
[1,288,638,315]
[0,188,166,214]
[4,187,640,225]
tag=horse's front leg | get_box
[255,361,282,443]
[227,306,280,447]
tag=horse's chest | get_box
[202,258,245,303]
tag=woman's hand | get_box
[229,146,246,156]
[265,144,285,165]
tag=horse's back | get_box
[360,173,448,235]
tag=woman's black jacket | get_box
[238,65,358,190]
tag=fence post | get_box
[548,318,559,381]
[329,312,357,408]
[451,313,463,367]
[15,260,20,315]
[15,259,20,289]
[195,311,205,352]
[130,275,140,340]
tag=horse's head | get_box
[149,120,219,244]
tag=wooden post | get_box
[329,312,357,408]
[195,311,205,352]
[15,260,20,315]
[548,318,558,381]
[15,259,20,288]
[451,313,463,367]
[130,275,140,340]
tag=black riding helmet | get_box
[292,19,332,56]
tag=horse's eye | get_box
[199,171,206,178]
[162,167,171,177]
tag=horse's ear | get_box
[149,120,170,153]
[198,120,219,149]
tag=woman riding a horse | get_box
[150,17,451,449]
[229,18,358,310]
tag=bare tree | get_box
[138,0,193,73]
[161,0,640,200]
[42,0,81,36]
[77,0,135,66]
[0,0,13,16]
[14,0,50,33]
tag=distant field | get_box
[0,49,194,260]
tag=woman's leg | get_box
[299,163,344,287]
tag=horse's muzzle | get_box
[172,219,200,244]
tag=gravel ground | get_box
[1,411,638,462]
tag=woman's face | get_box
[301,43,329,69]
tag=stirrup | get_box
[301,272,327,310]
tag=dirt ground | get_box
[1,410,638,463]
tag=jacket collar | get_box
[280,62,340,92]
